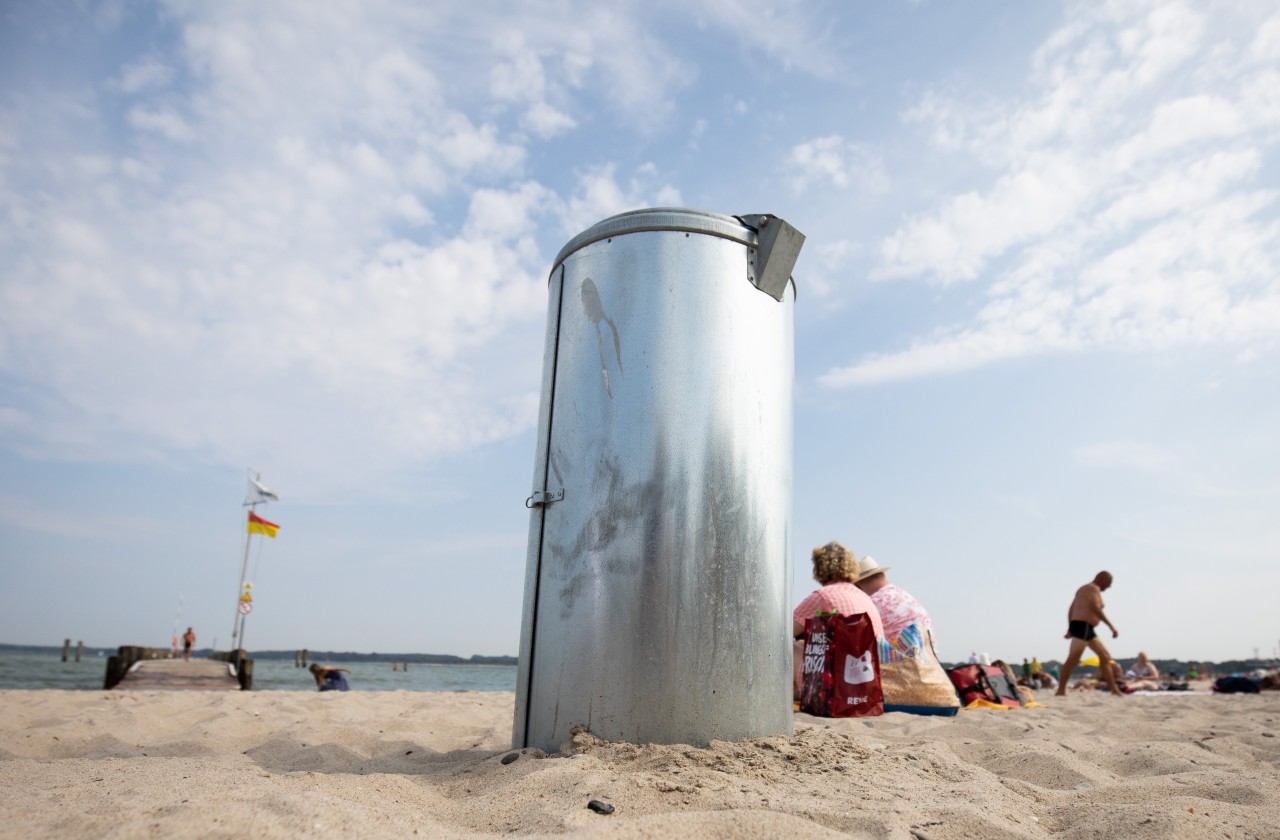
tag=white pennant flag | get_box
[249,476,279,502]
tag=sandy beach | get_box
[1,687,1277,839]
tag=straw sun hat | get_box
[854,555,892,582]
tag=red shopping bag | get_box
[800,611,883,718]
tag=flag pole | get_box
[232,518,254,649]
[234,515,258,650]
[233,469,271,652]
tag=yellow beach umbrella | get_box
[1080,656,1100,667]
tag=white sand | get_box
[1,687,1277,838]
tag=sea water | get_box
[0,652,517,693]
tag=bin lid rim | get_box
[550,207,757,277]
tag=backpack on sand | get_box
[946,664,1023,707]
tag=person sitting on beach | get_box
[1055,571,1124,697]
[852,555,936,645]
[1028,657,1056,688]
[792,541,885,698]
[1109,660,1130,693]
[309,663,352,692]
[1124,651,1161,691]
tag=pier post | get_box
[61,639,71,662]
[76,641,83,662]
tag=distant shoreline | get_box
[5,642,1272,675]
[0,643,516,666]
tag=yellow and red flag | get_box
[247,511,280,538]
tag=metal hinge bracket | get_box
[738,214,805,301]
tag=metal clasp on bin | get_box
[525,488,564,508]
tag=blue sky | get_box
[1,1,1277,664]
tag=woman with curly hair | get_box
[794,541,884,638]
[792,541,884,697]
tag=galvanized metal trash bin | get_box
[513,208,804,751]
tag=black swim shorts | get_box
[1068,620,1097,641]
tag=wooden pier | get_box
[115,658,241,691]
[104,646,253,690]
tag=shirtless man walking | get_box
[1055,571,1124,697]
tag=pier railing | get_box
[103,646,173,689]
[208,648,254,690]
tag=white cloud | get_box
[482,6,692,128]
[114,58,173,93]
[489,47,577,138]
[0,3,691,496]
[1251,16,1280,61]
[827,2,1280,387]
[820,328,1041,387]
[878,155,1093,284]
[491,50,547,103]
[786,135,888,195]
[522,101,577,139]
[694,0,844,77]
[1095,149,1258,232]
[127,107,195,141]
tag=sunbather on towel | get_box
[1124,651,1161,690]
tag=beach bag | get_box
[800,611,883,718]
[878,624,960,715]
[983,666,1024,707]
[947,664,1022,708]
